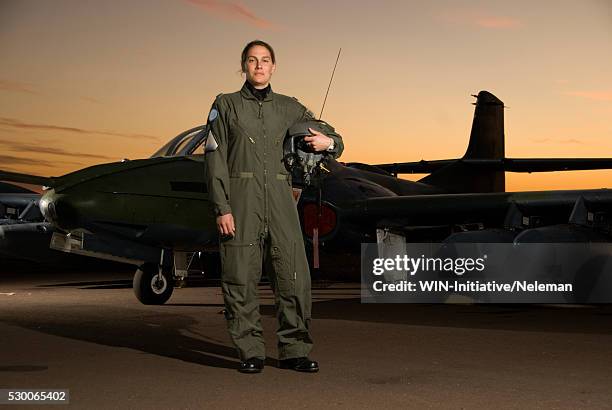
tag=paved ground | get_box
[1,269,612,409]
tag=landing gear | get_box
[133,262,174,305]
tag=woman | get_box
[205,40,343,373]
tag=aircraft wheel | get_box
[133,263,174,305]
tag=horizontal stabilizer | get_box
[500,158,612,172]
[0,170,55,187]
[375,158,612,175]
[374,160,455,174]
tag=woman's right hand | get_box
[217,213,236,237]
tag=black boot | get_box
[279,357,319,373]
[239,357,264,374]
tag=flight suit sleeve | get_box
[204,96,232,216]
[300,105,344,159]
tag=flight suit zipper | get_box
[260,101,269,237]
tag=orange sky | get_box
[1,0,611,192]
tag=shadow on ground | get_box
[0,305,242,370]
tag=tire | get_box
[133,263,174,305]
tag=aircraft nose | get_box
[39,191,57,223]
[39,191,78,229]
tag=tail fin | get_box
[419,91,505,193]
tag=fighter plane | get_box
[3,90,612,304]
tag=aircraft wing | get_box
[374,158,612,175]
[0,182,37,194]
[0,170,55,187]
[340,188,612,227]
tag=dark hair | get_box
[241,40,275,72]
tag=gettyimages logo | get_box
[362,243,607,304]
[372,254,487,277]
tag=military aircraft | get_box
[3,90,612,304]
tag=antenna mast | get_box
[319,48,342,120]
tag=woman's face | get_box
[243,45,275,89]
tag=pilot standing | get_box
[205,40,343,373]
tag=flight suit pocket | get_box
[271,242,296,295]
[219,240,261,345]
[220,241,257,286]
[230,119,256,144]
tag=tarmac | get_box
[1,268,612,409]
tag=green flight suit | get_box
[205,83,343,361]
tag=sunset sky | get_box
[1,0,611,191]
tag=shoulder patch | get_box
[208,108,218,123]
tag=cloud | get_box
[0,118,160,140]
[0,154,59,168]
[437,11,522,29]
[185,0,277,29]
[564,91,612,102]
[530,137,585,145]
[0,139,115,161]
[0,80,41,95]
[1,79,102,104]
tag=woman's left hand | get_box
[303,128,333,152]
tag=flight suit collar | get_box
[240,82,274,102]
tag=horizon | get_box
[1,0,611,192]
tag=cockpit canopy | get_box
[150,125,206,158]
